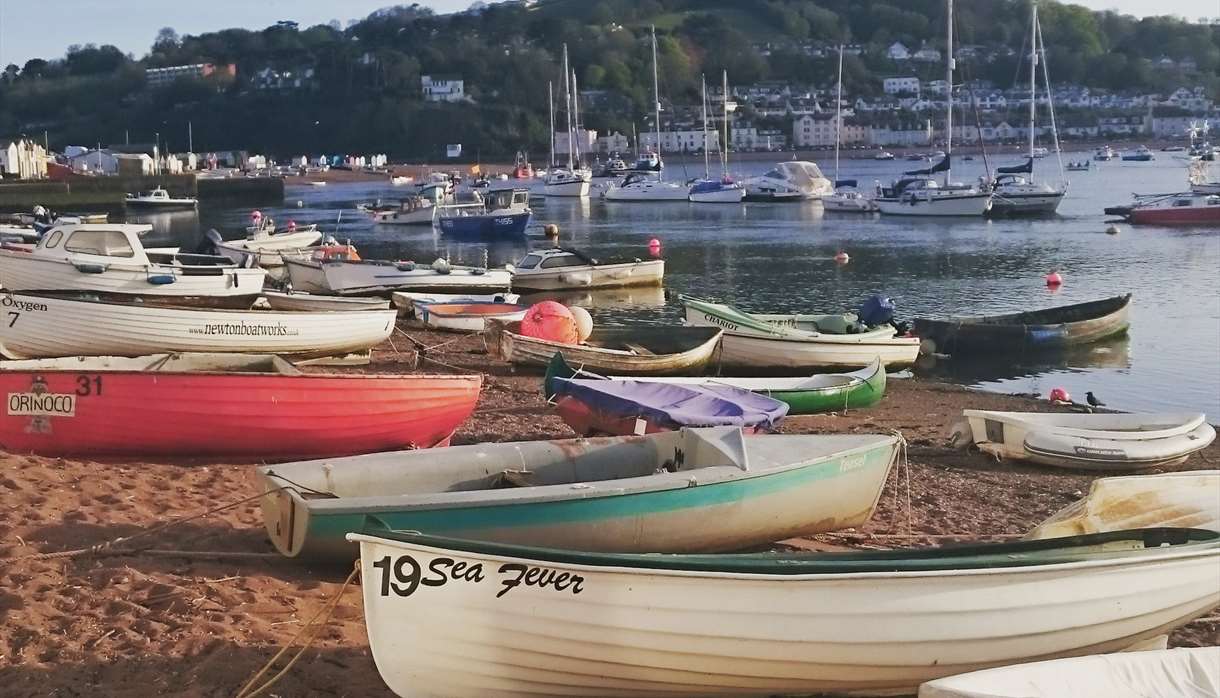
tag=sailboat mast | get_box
[1036,16,1067,186]
[651,25,662,181]
[701,76,710,179]
[834,44,843,186]
[548,81,555,169]
[722,70,730,176]
[1028,0,1037,181]
[572,70,582,169]
[945,0,954,187]
[562,45,573,171]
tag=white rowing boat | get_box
[346,527,1220,696]
[285,258,511,295]
[390,291,521,315]
[262,290,390,312]
[1026,471,1220,539]
[920,647,1220,698]
[962,410,1216,470]
[0,292,395,360]
[417,302,529,332]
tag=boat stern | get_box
[258,473,310,557]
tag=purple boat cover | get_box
[552,378,788,430]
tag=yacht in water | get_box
[875,0,991,217]
[988,1,1067,216]
[688,71,745,204]
[823,45,879,213]
[543,45,591,198]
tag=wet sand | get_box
[2,327,1216,696]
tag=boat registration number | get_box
[372,554,585,599]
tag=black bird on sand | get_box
[1086,391,1105,408]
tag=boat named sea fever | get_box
[0,353,480,457]
[0,223,266,305]
[0,292,396,360]
[347,526,1220,696]
[435,187,532,237]
[259,426,900,560]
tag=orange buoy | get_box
[1045,271,1063,287]
[520,301,579,344]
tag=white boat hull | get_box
[964,410,1216,470]
[373,208,436,225]
[1027,471,1220,540]
[715,331,920,369]
[262,291,390,312]
[348,532,1220,697]
[823,194,879,212]
[512,260,664,291]
[542,179,590,198]
[689,187,745,203]
[0,293,396,360]
[391,292,520,313]
[0,250,265,300]
[285,259,512,295]
[603,182,690,202]
[876,192,993,217]
[989,191,1065,215]
[422,308,529,332]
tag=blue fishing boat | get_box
[435,187,532,237]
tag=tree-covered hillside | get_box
[1,0,1216,159]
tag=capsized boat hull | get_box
[259,429,899,560]
[348,527,1220,696]
[0,354,480,457]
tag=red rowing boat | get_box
[0,354,481,459]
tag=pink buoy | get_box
[520,301,579,344]
[1048,387,1071,404]
[1045,271,1063,287]
[287,220,297,230]
[834,250,850,264]
[251,210,262,220]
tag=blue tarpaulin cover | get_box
[552,378,789,430]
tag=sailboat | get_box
[823,45,879,213]
[688,72,745,203]
[603,26,690,202]
[875,0,992,217]
[543,45,592,198]
[989,0,1067,216]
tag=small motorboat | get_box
[548,376,789,436]
[682,296,919,370]
[1026,470,1220,540]
[913,295,1132,355]
[416,301,529,332]
[1066,160,1091,171]
[259,426,901,560]
[960,410,1216,470]
[208,219,323,268]
[0,353,479,457]
[368,196,436,226]
[123,187,197,209]
[920,647,1220,698]
[1121,145,1155,162]
[873,150,896,160]
[823,188,879,212]
[435,188,532,236]
[545,353,887,416]
[262,290,391,312]
[510,247,664,291]
[346,526,1220,696]
[488,322,723,376]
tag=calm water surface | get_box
[131,152,1220,417]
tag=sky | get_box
[0,0,1213,67]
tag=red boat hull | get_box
[1,372,481,458]
[1129,206,1220,225]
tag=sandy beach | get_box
[2,326,1216,697]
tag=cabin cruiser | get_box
[593,156,630,178]
[631,151,662,172]
[124,187,197,210]
[740,161,833,202]
[1121,145,1154,162]
[873,151,896,161]
[1094,146,1117,161]
[0,223,265,304]
[602,173,689,202]
[417,172,453,201]
[365,196,437,225]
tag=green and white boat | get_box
[257,426,899,561]
[545,353,887,414]
[682,296,920,370]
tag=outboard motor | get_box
[858,294,896,328]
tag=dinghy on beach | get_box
[961,410,1215,470]
[262,290,390,311]
[682,296,919,369]
[285,257,511,296]
[920,647,1220,698]
[0,353,480,457]
[0,292,396,360]
[416,302,529,332]
[346,526,1220,696]
[1026,471,1220,539]
[545,353,887,415]
[390,291,520,315]
[489,321,722,376]
[258,426,900,560]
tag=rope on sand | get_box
[1,487,288,565]
[234,561,360,698]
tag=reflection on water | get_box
[138,153,1218,416]
[918,335,1131,383]
[520,286,668,316]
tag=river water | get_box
[130,151,1220,418]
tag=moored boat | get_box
[285,257,512,296]
[489,321,722,376]
[0,223,266,306]
[546,353,887,415]
[1117,192,1220,225]
[1026,471,1220,540]
[0,292,396,360]
[920,647,1220,698]
[913,295,1131,355]
[961,409,1216,470]
[0,353,480,457]
[549,377,788,436]
[1121,145,1155,162]
[124,187,197,210]
[347,526,1220,696]
[435,188,532,237]
[682,296,919,370]
[367,196,437,226]
[262,290,390,311]
[417,302,529,332]
[259,426,900,559]
[510,247,664,291]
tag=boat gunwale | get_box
[965,409,1207,441]
[914,294,1132,332]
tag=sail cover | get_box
[996,157,1034,174]
[904,155,951,176]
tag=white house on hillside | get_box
[421,75,466,102]
[887,42,910,60]
[883,77,920,95]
